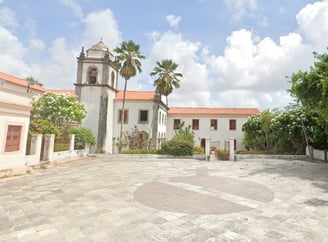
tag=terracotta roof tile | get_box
[116,91,155,100]
[168,107,260,116]
[47,89,76,96]
[0,72,46,92]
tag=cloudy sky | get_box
[0,0,327,110]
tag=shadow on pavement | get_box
[248,160,328,193]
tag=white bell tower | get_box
[75,40,118,153]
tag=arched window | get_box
[88,67,98,84]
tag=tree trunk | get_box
[119,78,128,153]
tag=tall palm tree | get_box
[150,59,182,105]
[114,40,145,151]
[149,59,182,149]
[25,76,43,86]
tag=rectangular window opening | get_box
[139,110,149,123]
[192,119,199,130]
[118,109,128,124]
[229,119,236,130]
[173,119,181,129]
[5,125,22,152]
[210,119,217,130]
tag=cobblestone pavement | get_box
[1,155,328,242]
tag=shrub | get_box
[173,123,195,145]
[161,140,194,156]
[194,146,204,154]
[216,150,229,160]
[66,128,96,149]
[29,119,61,135]
[54,143,69,152]
[121,149,160,154]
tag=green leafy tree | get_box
[289,51,328,148]
[30,93,86,130]
[147,59,182,149]
[29,119,61,135]
[243,108,319,154]
[114,40,145,151]
[150,59,182,105]
[271,107,315,154]
[242,110,278,151]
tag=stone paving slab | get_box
[0,155,328,241]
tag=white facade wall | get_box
[105,90,116,153]
[0,77,44,95]
[113,100,154,139]
[0,87,32,170]
[167,115,250,150]
[80,86,101,145]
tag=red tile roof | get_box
[168,107,260,116]
[47,89,76,96]
[0,72,46,92]
[116,90,155,100]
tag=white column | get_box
[229,137,235,161]
[69,134,75,151]
[205,137,211,160]
[34,134,43,158]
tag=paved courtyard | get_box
[1,155,328,241]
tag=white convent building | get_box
[74,41,260,153]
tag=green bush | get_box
[194,146,204,154]
[161,140,194,156]
[121,149,160,154]
[54,143,69,152]
[216,150,229,160]
[173,123,195,145]
[29,119,61,135]
[66,128,96,149]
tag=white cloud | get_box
[29,38,45,51]
[144,22,315,110]
[166,15,181,30]
[0,7,17,30]
[146,31,160,41]
[56,0,83,19]
[224,0,257,21]
[82,9,122,50]
[23,17,38,38]
[35,38,76,89]
[145,31,211,107]
[1,0,328,112]
[0,27,30,77]
[37,8,123,89]
[206,29,313,108]
[297,0,328,51]
[0,7,123,89]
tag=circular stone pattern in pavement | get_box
[134,167,274,215]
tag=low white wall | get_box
[1,133,90,175]
[306,146,327,161]
[25,134,43,166]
